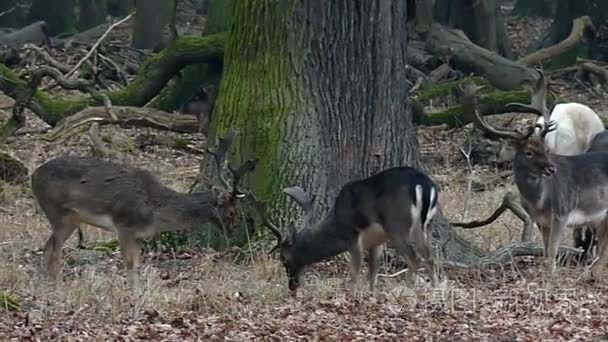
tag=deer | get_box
[460,81,608,278]
[572,130,608,264]
[253,166,440,294]
[498,68,604,160]
[31,128,257,287]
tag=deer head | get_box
[204,128,258,229]
[459,81,558,177]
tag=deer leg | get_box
[43,213,79,282]
[546,219,566,275]
[538,224,550,255]
[389,236,420,287]
[117,233,143,287]
[348,244,363,292]
[412,223,438,287]
[591,221,608,279]
[367,244,384,293]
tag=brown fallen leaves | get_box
[2,267,608,342]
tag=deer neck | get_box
[293,211,358,267]
[151,190,220,233]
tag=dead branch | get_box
[41,106,199,143]
[66,13,135,78]
[518,16,595,66]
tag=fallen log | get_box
[0,21,49,47]
[425,23,537,91]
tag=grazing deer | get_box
[497,68,604,162]
[32,129,256,286]
[460,82,608,278]
[256,166,440,293]
[572,130,608,263]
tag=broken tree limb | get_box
[425,23,538,91]
[518,16,595,67]
[40,106,199,143]
[0,33,225,126]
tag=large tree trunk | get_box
[79,0,108,31]
[435,0,512,58]
[513,0,556,18]
[28,0,77,36]
[0,0,26,28]
[211,1,484,263]
[132,0,172,49]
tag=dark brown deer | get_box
[32,128,256,286]
[459,82,608,278]
[572,130,608,264]
[256,166,440,293]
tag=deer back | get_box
[31,156,233,237]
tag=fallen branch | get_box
[0,21,49,47]
[41,106,199,143]
[425,23,537,91]
[518,16,595,66]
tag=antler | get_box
[505,67,550,118]
[249,193,283,253]
[206,128,237,189]
[283,186,314,229]
[205,128,258,198]
[228,158,258,200]
[458,82,533,141]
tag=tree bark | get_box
[0,0,26,28]
[132,0,173,49]
[28,0,77,36]
[211,1,484,263]
[513,0,556,18]
[434,0,512,57]
[79,0,108,31]
[108,0,134,17]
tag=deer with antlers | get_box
[498,68,604,161]
[32,128,257,287]
[460,82,608,278]
[254,166,440,294]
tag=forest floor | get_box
[2,8,608,342]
